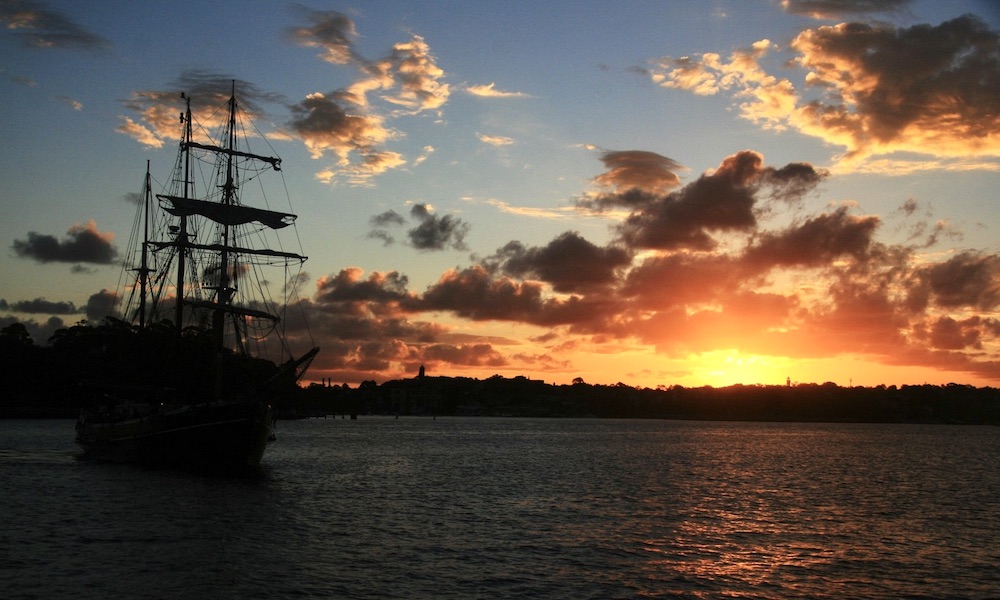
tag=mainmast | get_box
[212,84,238,400]
[174,93,193,337]
[136,161,153,329]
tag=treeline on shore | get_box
[3,320,999,424]
[289,374,1000,424]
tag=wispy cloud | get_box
[477,133,515,146]
[465,82,529,98]
[0,0,110,51]
[780,0,915,20]
[56,95,81,110]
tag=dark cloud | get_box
[780,0,914,19]
[577,187,660,213]
[0,0,110,51]
[12,221,118,265]
[0,297,79,314]
[743,206,880,270]
[759,162,828,204]
[315,268,411,306]
[793,15,1000,157]
[0,315,65,346]
[367,230,396,247]
[421,343,506,367]
[84,289,117,322]
[407,204,470,251]
[285,7,358,65]
[416,265,616,330]
[419,266,546,321]
[369,210,406,227]
[616,151,825,251]
[490,232,633,293]
[368,205,470,251]
[926,316,984,351]
[916,252,1000,311]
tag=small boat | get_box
[76,83,318,475]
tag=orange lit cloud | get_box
[11,220,117,265]
[465,82,529,98]
[650,15,1000,165]
[287,147,1000,383]
[116,11,450,186]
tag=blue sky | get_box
[2,0,1000,387]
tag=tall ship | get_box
[76,84,318,474]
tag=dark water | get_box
[2,418,999,599]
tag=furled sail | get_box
[159,195,296,229]
[151,240,306,262]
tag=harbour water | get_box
[2,417,999,599]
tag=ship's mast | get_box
[136,160,152,329]
[174,93,192,337]
[213,82,239,399]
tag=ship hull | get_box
[75,398,273,475]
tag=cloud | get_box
[285,7,358,64]
[0,314,65,345]
[84,289,117,321]
[10,74,36,87]
[780,0,914,19]
[592,150,685,195]
[369,210,407,228]
[315,268,412,305]
[488,232,633,294]
[115,116,163,148]
[287,90,398,177]
[650,15,1000,165]
[282,10,450,184]
[911,252,1000,312]
[116,16,449,186]
[367,204,471,251]
[791,15,1000,159]
[12,220,117,264]
[407,204,470,251]
[0,0,110,51]
[615,150,826,251]
[477,133,515,146]
[742,205,880,270]
[117,70,285,148]
[56,95,81,110]
[381,35,450,112]
[465,83,529,98]
[417,265,548,322]
[481,198,578,220]
[0,297,79,314]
